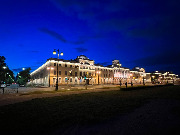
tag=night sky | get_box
[0,0,179,75]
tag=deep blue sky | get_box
[0,0,179,75]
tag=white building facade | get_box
[30,55,155,86]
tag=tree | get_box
[0,56,15,84]
[17,68,31,85]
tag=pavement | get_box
[0,83,177,107]
[53,99,180,135]
[0,84,121,106]
[0,83,155,94]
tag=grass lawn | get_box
[0,85,180,134]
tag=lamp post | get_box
[96,71,100,85]
[141,75,145,85]
[117,63,121,86]
[2,66,7,84]
[53,49,63,91]
[68,70,73,87]
[152,75,155,84]
[143,76,145,85]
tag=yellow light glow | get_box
[60,52,63,56]
[47,67,50,70]
[53,50,56,55]
[96,71,100,74]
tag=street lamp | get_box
[3,66,7,69]
[143,76,145,85]
[152,75,155,83]
[47,67,54,87]
[53,49,63,91]
[96,71,101,85]
[117,63,121,86]
[2,66,7,83]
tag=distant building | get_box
[30,55,178,86]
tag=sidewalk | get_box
[0,83,172,107]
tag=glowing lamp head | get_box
[47,67,50,70]
[53,50,56,55]
[130,74,133,76]
[60,52,63,56]
[3,66,7,69]
[22,68,25,70]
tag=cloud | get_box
[39,27,86,45]
[75,47,88,53]
[51,0,179,40]
[12,67,31,73]
[39,28,67,43]
[130,50,180,74]
[51,0,114,19]
[70,40,85,45]
[132,51,180,66]
[51,0,178,21]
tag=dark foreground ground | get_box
[0,85,180,135]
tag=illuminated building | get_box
[30,55,178,86]
[30,55,133,86]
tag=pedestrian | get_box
[131,82,133,87]
[125,82,127,88]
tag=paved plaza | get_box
[0,83,178,107]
